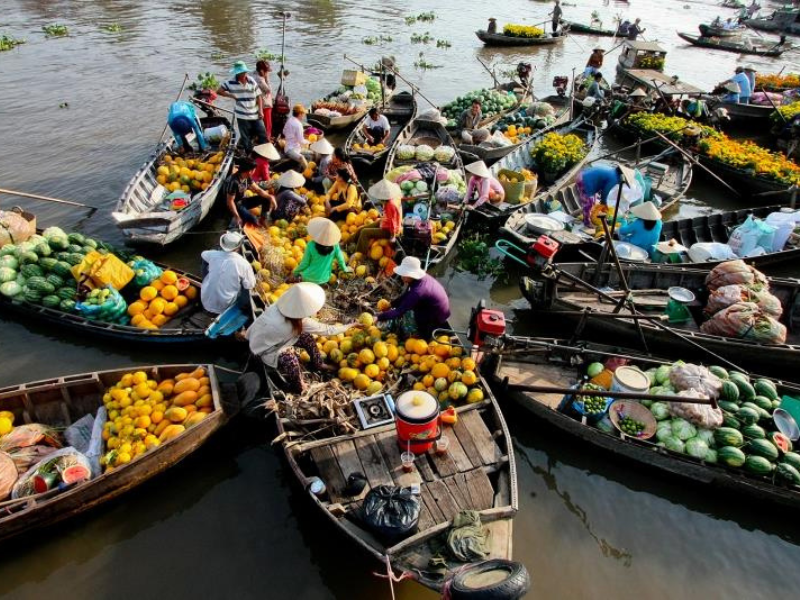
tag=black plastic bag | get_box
[358,485,420,543]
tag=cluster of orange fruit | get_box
[127,270,198,329]
[156,152,223,195]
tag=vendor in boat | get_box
[325,169,361,217]
[377,256,451,339]
[487,18,498,34]
[626,18,645,40]
[254,60,274,141]
[200,231,255,314]
[167,100,209,153]
[283,103,309,171]
[362,107,391,146]
[247,282,356,394]
[586,72,607,100]
[225,158,277,227]
[252,143,280,184]
[309,138,334,188]
[325,147,358,191]
[464,160,505,208]
[576,163,635,226]
[458,100,490,144]
[743,65,757,93]
[352,179,403,254]
[627,88,650,109]
[217,61,267,154]
[618,201,663,257]
[584,48,604,77]
[722,67,752,104]
[293,217,349,284]
[551,0,563,34]
[272,170,308,222]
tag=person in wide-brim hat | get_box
[309,139,335,188]
[292,218,348,285]
[252,143,280,183]
[352,178,403,255]
[246,282,357,394]
[200,230,256,315]
[218,60,268,154]
[618,201,663,258]
[465,160,505,208]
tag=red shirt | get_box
[253,156,271,183]
[381,198,402,236]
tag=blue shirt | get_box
[619,218,663,256]
[167,101,208,150]
[580,165,620,202]
[731,72,752,102]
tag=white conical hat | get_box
[219,231,244,252]
[307,217,342,246]
[278,170,306,188]
[276,282,326,319]
[368,178,402,201]
[310,138,334,155]
[465,160,491,178]
[253,143,280,160]
[631,201,661,221]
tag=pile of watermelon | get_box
[0,227,111,315]
[442,89,518,128]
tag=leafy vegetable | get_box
[188,72,220,92]
[454,233,504,279]
[685,437,709,458]
[671,418,697,441]
[650,402,670,421]
[664,436,685,454]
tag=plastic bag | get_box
[765,210,800,252]
[75,285,129,324]
[12,447,93,499]
[669,363,723,399]
[700,301,787,344]
[705,284,783,318]
[128,258,163,289]
[688,243,737,263]
[358,485,420,543]
[64,413,95,453]
[0,210,35,247]
[728,215,776,257]
[668,390,724,429]
[705,260,768,292]
[0,424,62,453]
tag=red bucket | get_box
[395,391,440,454]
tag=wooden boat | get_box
[677,32,786,56]
[518,261,800,378]
[714,99,776,122]
[745,8,800,35]
[498,148,693,250]
[0,364,236,543]
[306,93,372,132]
[113,110,237,247]
[468,118,598,224]
[475,30,568,47]
[564,21,618,36]
[384,117,467,266]
[458,95,573,164]
[486,337,800,511]
[261,351,518,592]
[698,23,746,37]
[345,91,417,171]
[616,41,704,97]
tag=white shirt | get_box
[200,250,256,314]
[283,116,305,152]
[247,304,349,367]
[365,114,390,131]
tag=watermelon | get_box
[744,455,774,475]
[41,295,60,309]
[0,255,18,270]
[51,261,72,278]
[65,253,84,266]
[38,257,57,272]
[729,371,750,383]
[752,395,773,412]
[67,233,85,245]
[718,446,746,467]
[709,365,729,380]
[736,406,759,426]
[714,427,744,448]
[747,438,779,462]
[722,413,741,429]
[20,264,43,278]
[770,432,792,454]
[18,251,38,265]
[59,299,76,312]
[48,236,69,251]
[66,244,83,254]
[742,424,766,440]
[736,380,756,402]
[45,274,65,288]
[0,244,16,257]
[0,267,16,284]
[24,289,43,303]
[0,281,22,298]
[57,287,77,301]
[721,380,740,403]
[782,452,800,470]
[61,464,90,484]
[718,400,739,414]
[25,277,54,294]
[754,379,778,401]
[83,238,98,249]
[34,242,51,257]
[776,462,800,485]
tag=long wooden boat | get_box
[345,91,417,171]
[498,148,693,249]
[260,348,518,593]
[698,23,746,37]
[0,364,236,543]
[468,118,598,224]
[715,99,776,122]
[113,111,237,247]
[475,30,568,47]
[485,337,800,511]
[564,21,618,36]
[384,117,467,266]
[519,261,800,378]
[677,32,786,56]
[745,9,800,35]
[458,95,573,164]
[306,93,373,131]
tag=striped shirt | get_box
[222,76,260,120]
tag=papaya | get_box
[196,385,210,397]
[196,394,213,408]
[158,424,185,442]
[174,378,200,394]
[154,419,170,436]
[175,372,191,381]
[157,379,174,395]
[165,406,187,423]
[184,412,207,427]
[198,376,210,386]
[184,404,197,414]
[172,390,198,406]
[199,407,213,414]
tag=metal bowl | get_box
[612,241,649,262]
[668,286,696,303]
[773,408,800,442]
[524,214,565,236]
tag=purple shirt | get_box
[378,275,451,337]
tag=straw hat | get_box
[230,61,250,76]
[293,103,307,114]
[276,282,326,319]
[617,164,637,187]
[368,179,402,201]
[307,217,342,246]
[253,143,280,160]
[278,170,305,189]
[219,231,244,252]
[656,239,687,254]
[631,201,661,221]
[465,160,491,179]
[310,138,334,155]
[744,64,757,72]
[629,88,647,98]
[593,47,604,52]
[393,256,427,280]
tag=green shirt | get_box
[293,241,348,284]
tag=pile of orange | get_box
[127,270,198,329]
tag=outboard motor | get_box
[517,62,533,88]
[552,76,569,97]
[467,300,507,347]
[525,235,560,270]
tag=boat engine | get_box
[517,62,532,88]
[468,300,507,347]
[526,235,560,271]
[552,76,569,97]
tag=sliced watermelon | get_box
[62,464,91,484]
[771,432,793,455]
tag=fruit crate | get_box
[341,70,367,87]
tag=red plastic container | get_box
[395,391,440,454]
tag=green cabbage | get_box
[685,437,709,458]
[664,436,685,454]
[695,429,716,448]
[650,402,670,421]
[671,418,697,441]
[655,365,671,385]
[704,448,718,463]
[656,424,674,443]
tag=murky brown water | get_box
[2,0,800,598]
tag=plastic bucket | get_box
[611,366,650,395]
[395,391,440,454]
[203,125,229,143]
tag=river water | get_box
[2,0,800,598]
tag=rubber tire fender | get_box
[450,559,531,600]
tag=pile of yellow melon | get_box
[352,142,386,154]
[502,124,533,145]
[431,220,457,245]
[100,367,213,471]
[156,152,224,195]
[127,270,198,329]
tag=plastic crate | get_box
[341,70,367,87]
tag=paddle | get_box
[156,73,190,147]
[761,85,787,124]
[0,187,98,215]
[475,56,500,88]
[343,54,438,110]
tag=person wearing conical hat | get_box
[247,282,357,393]
[292,217,349,284]
[251,142,280,184]
[200,231,255,315]
[618,201,663,258]
[309,138,334,187]
[225,157,277,227]
[464,160,505,208]
[272,170,308,222]
[353,179,403,254]
[217,61,267,153]
[576,163,636,227]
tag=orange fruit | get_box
[149,298,167,314]
[163,301,179,316]
[174,295,189,308]
[152,314,169,327]
[151,280,165,291]
[185,286,197,300]
[161,285,178,300]
[140,286,157,302]
[128,301,147,316]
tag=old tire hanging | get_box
[450,559,531,600]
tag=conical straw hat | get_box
[253,143,280,160]
[465,160,491,178]
[631,201,661,221]
[310,138,334,155]
[276,282,326,319]
[307,217,342,246]
[368,178,402,200]
[278,170,306,188]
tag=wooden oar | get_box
[475,56,500,88]
[0,187,98,215]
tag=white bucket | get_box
[203,125,229,143]
[611,366,650,394]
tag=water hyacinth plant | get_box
[42,24,69,37]
[0,34,26,51]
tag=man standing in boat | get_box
[166,100,209,154]
[551,0,563,35]
[584,48,604,77]
[217,61,267,154]
[626,18,645,40]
